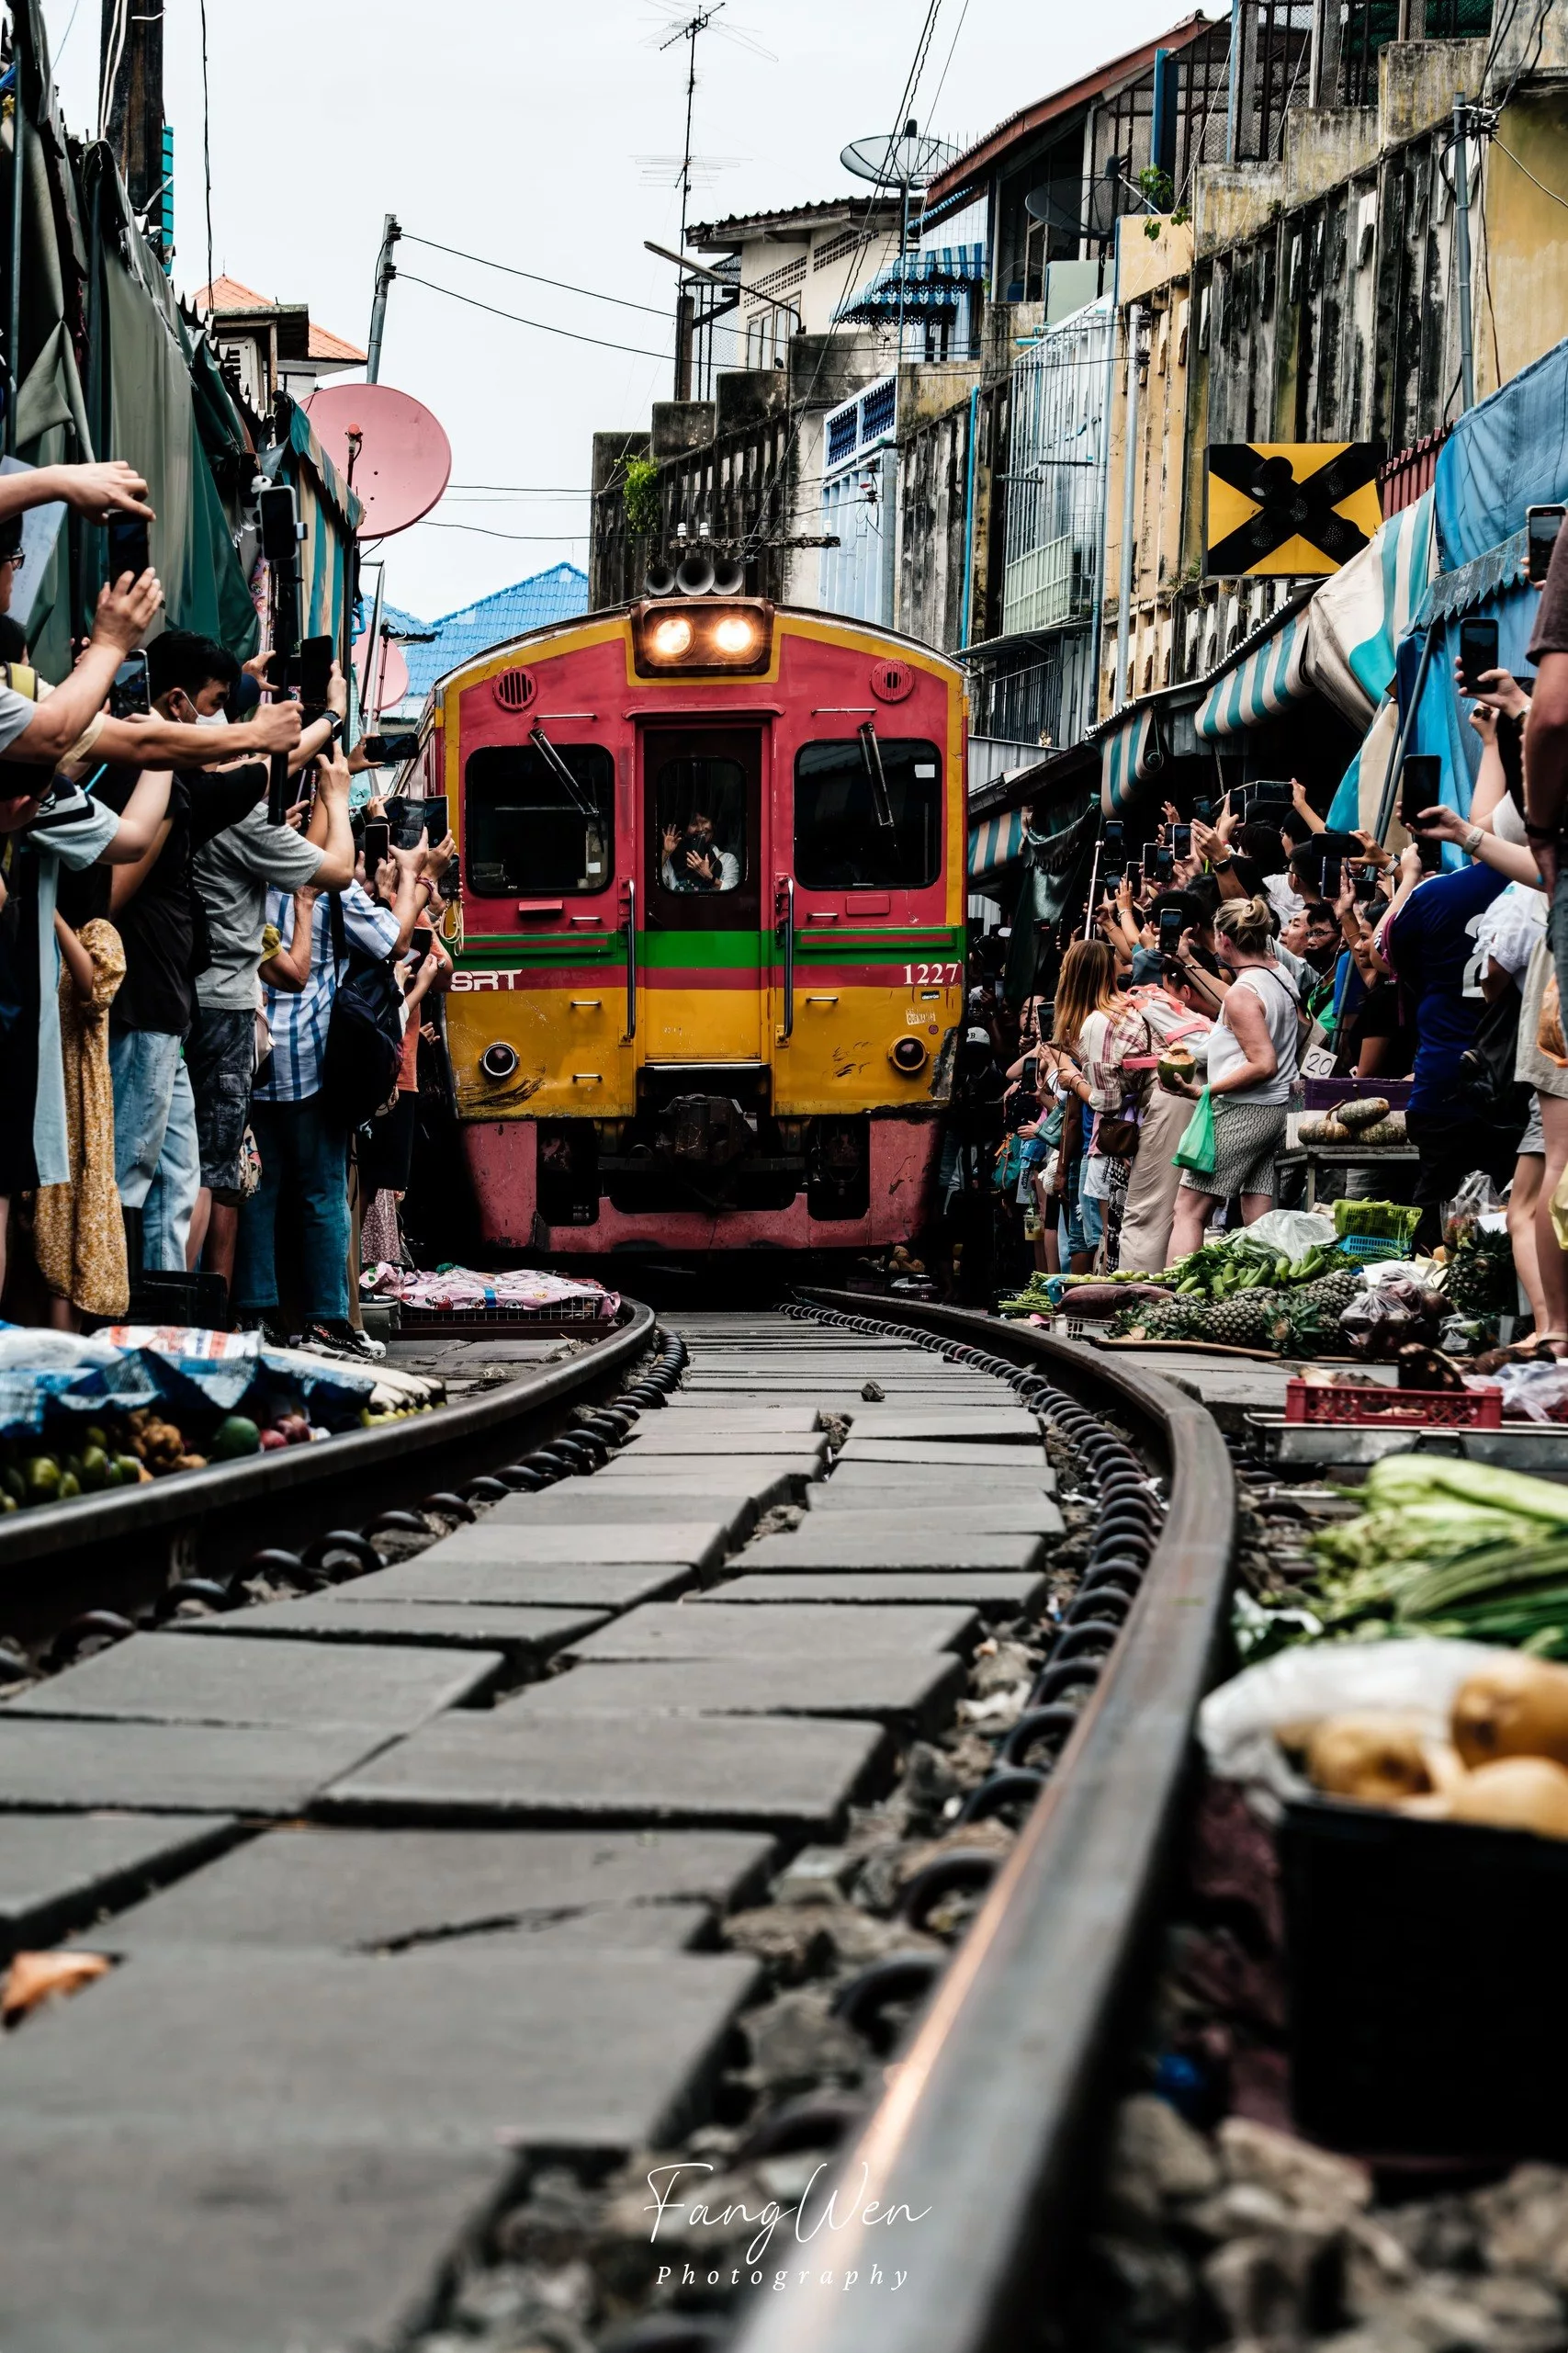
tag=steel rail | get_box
[0,1304,657,1613]
[737,1292,1235,2353]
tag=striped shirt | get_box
[254,882,400,1103]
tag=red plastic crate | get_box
[1284,1378,1503,1427]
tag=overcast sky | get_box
[45,0,1192,624]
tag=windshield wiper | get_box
[529,725,596,820]
[858,720,896,831]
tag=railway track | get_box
[0,1294,1235,2353]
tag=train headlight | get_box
[712,614,757,656]
[632,598,773,676]
[649,615,694,661]
[889,1035,928,1074]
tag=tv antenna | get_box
[644,1,774,399]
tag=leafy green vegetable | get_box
[1333,1198,1422,1246]
[1362,1455,1568,1528]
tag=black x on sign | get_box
[1205,442,1384,577]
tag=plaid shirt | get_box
[254,882,400,1103]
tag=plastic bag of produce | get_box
[1340,1277,1441,1358]
[1487,1360,1568,1423]
[1238,1208,1338,1261]
[1199,1636,1502,1816]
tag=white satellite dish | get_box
[841,120,957,191]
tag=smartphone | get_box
[1101,820,1123,864]
[1123,860,1143,898]
[1252,778,1291,809]
[1193,798,1214,822]
[1153,843,1174,883]
[1459,616,1500,696]
[1171,822,1191,857]
[257,483,299,565]
[363,819,390,871]
[1357,865,1383,906]
[297,634,333,710]
[361,731,420,767]
[1400,752,1442,832]
[1322,854,1343,903]
[1528,503,1566,584]
[106,512,151,582]
[107,650,149,718]
[422,793,448,842]
[411,926,434,959]
[1416,834,1444,873]
[388,798,427,851]
[1158,908,1184,956]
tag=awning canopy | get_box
[1194,603,1313,740]
[837,243,985,322]
[1304,491,1436,726]
[968,807,1025,886]
[1099,701,1164,814]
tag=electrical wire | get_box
[51,0,85,63]
[416,521,588,541]
[925,0,972,126]
[401,232,672,318]
[198,0,214,304]
[398,272,672,361]
[97,0,127,137]
[1490,132,1568,208]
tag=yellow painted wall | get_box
[1477,92,1568,404]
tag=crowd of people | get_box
[936,537,1568,1337]
[0,458,452,1357]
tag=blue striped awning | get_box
[967,807,1025,886]
[837,243,986,321]
[1194,605,1313,740]
[1099,704,1163,816]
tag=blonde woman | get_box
[1043,939,1148,1265]
[1166,896,1300,1257]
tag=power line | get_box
[398,272,672,362]
[198,0,214,309]
[401,232,673,319]
[446,481,592,493]
[418,521,588,542]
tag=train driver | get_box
[661,808,739,893]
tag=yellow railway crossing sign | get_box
[1205,442,1384,577]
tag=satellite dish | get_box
[841,119,957,189]
[368,638,412,716]
[1025,158,1128,245]
[304,382,452,538]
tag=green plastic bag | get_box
[1172,1088,1218,1177]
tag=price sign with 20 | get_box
[903,962,961,986]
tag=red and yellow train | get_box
[412,593,968,1257]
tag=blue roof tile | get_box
[378,563,589,709]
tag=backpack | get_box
[1459,981,1532,1140]
[320,892,403,1133]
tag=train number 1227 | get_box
[904,963,961,986]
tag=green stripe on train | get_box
[456,925,963,974]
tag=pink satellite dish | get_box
[363,636,412,716]
[305,382,452,537]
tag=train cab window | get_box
[654,754,747,896]
[794,737,942,890]
[464,742,614,897]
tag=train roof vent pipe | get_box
[675,550,716,596]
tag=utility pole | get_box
[1114,306,1144,710]
[99,0,169,261]
[367,214,401,386]
[1452,96,1477,413]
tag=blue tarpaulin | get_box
[1435,333,1568,566]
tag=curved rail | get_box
[737,1293,1235,2353]
[0,1304,657,1616]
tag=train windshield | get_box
[464,743,614,897]
[654,753,747,895]
[794,738,942,890]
